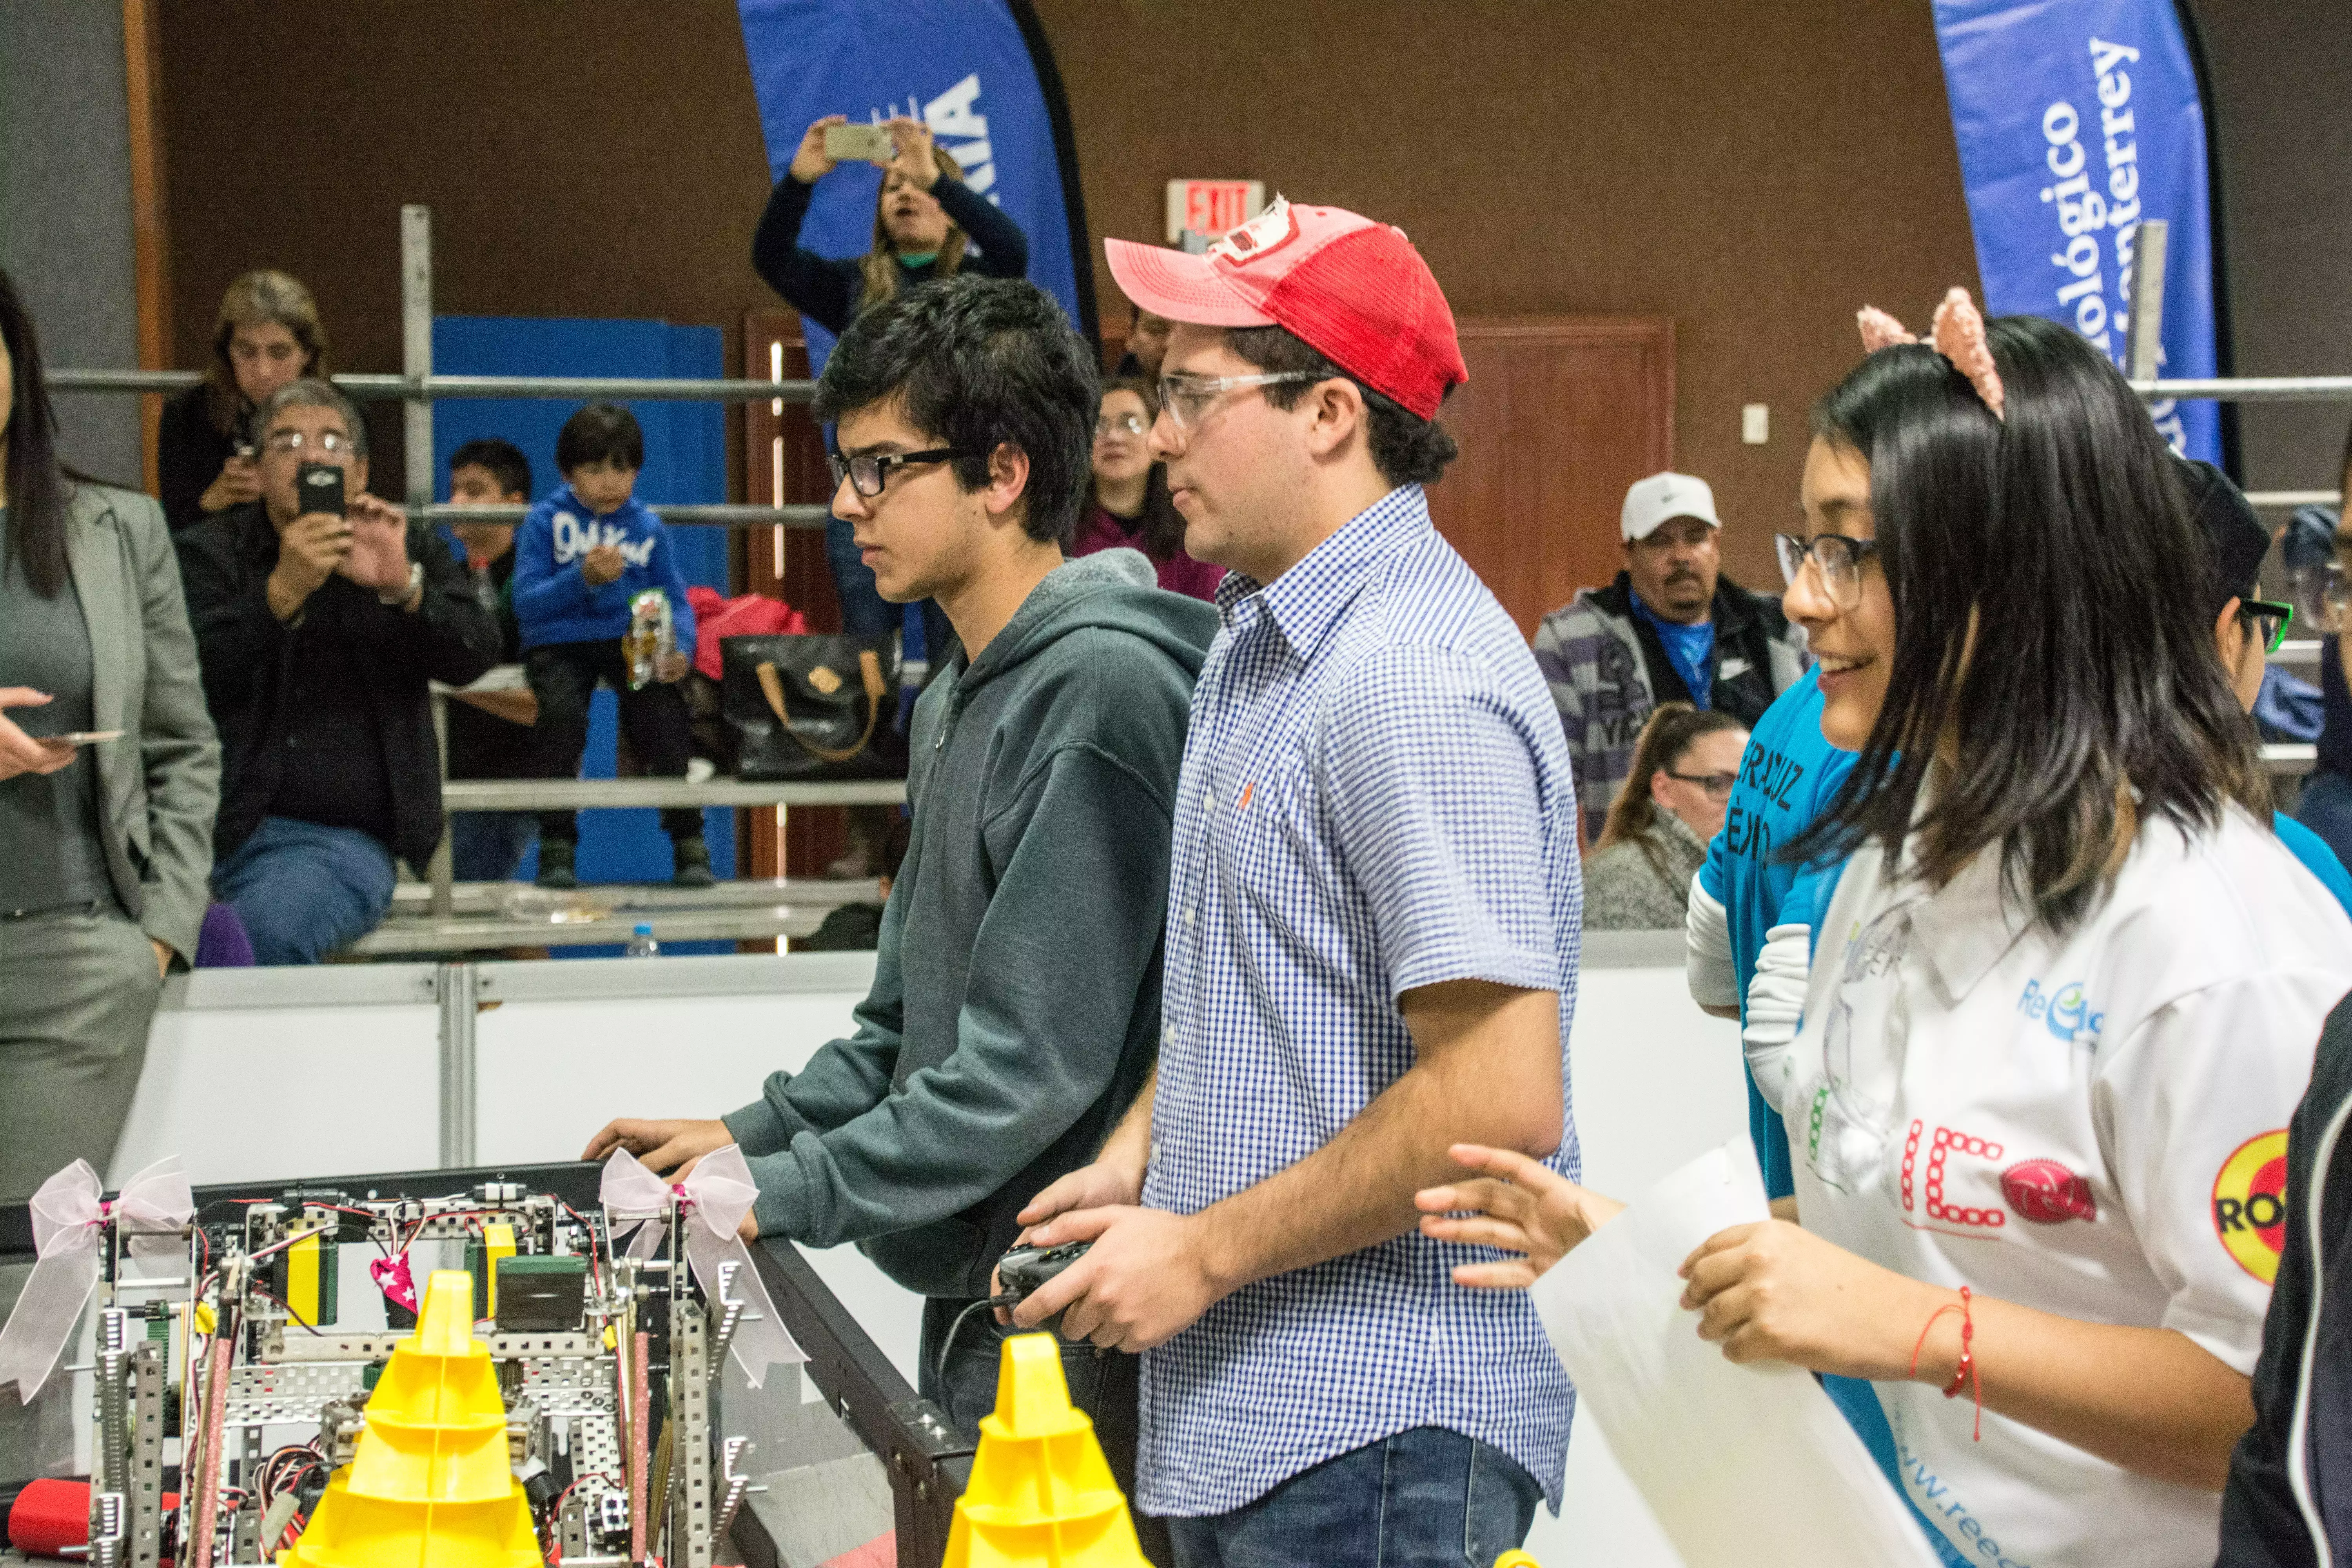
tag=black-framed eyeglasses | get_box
[2239,597,2295,655]
[1775,532,1883,610]
[1664,769,1737,801]
[826,446,977,498]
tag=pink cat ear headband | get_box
[1855,286,2005,421]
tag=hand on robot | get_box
[581,1116,734,1177]
[1414,1143,1625,1289]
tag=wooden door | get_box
[1427,316,1675,637]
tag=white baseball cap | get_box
[1621,472,1722,542]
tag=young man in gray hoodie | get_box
[584,276,1216,1528]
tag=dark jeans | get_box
[212,816,397,965]
[448,810,537,882]
[824,512,953,666]
[920,1297,1169,1565]
[523,640,699,844]
[2299,769,2352,879]
[1164,1425,1540,1568]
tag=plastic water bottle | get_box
[625,923,659,959]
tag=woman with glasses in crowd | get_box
[0,267,218,1200]
[2290,417,2352,872]
[1581,702,1746,929]
[1068,377,1223,601]
[1419,301,2352,1568]
[157,270,328,535]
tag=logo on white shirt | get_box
[2016,978,2103,1046]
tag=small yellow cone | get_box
[942,1334,1147,1568]
[279,1270,542,1567]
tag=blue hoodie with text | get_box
[510,486,698,652]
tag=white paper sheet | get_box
[1529,1137,1937,1568]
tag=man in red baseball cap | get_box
[1009,200,1584,1564]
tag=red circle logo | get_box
[2214,1131,2291,1283]
[2001,1159,2098,1224]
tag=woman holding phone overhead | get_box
[751,112,1031,640]
[1419,296,2352,1568]
[0,267,218,1201]
[751,112,1034,871]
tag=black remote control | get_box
[996,1240,1092,1301]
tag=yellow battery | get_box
[286,1230,328,1327]
[475,1223,516,1319]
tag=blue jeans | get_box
[1164,1426,1540,1568]
[448,811,537,882]
[824,512,955,668]
[212,817,397,965]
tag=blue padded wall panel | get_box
[432,316,735,956]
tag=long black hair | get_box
[1788,315,2264,932]
[0,267,69,599]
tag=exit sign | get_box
[1165,180,1265,243]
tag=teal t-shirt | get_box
[2276,811,2352,918]
[1697,668,1858,1198]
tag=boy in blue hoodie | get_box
[511,403,709,888]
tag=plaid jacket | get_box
[1532,572,1806,837]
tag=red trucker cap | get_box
[1103,198,1467,420]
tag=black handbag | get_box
[719,632,907,780]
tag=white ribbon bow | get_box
[0,1156,194,1402]
[598,1147,803,1387]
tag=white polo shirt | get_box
[1768,806,2352,1568]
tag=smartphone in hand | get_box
[296,461,346,518]
[822,123,897,164]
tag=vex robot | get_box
[18,1162,774,1567]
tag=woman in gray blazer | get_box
[0,268,218,1201]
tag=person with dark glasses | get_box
[2183,457,2352,916]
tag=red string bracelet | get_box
[1907,1285,1983,1441]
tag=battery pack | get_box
[493,1254,589,1334]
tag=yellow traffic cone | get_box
[942,1333,1148,1568]
[280,1269,542,1567]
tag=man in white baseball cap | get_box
[1534,471,1805,837]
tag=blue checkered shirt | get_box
[1139,484,1583,1517]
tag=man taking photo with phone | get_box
[176,379,498,963]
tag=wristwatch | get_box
[378,561,424,608]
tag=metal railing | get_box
[49,205,883,922]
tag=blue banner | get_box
[735,0,1089,367]
[1932,0,2219,461]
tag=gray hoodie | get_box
[724,549,1219,1298]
